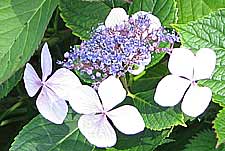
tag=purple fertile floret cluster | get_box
[60,13,179,82]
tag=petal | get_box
[168,48,195,79]
[46,68,82,101]
[132,11,161,32]
[128,65,145,75]
[141,54,152,66]
[95,25,106,32]
[107,105,145,134]
[98,76,126,111]
[36,87,68,124]
[181,85,212,117]
[154,75,190,107]
[78,114,116,148]
[194,48,216,80]
[105,8,129,28]
[41,43,52,81]
[23,63,42,97]
[128,54,151,75]
[68,85,103,114]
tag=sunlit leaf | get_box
[131,63,169,93]
[129,90,186,130]
[128,0,178,26]
[177,0,225,23]
[213,108,225,146]
[0,69,23,99]
[10,111,95,151]
[0,0,58,84]
[59,0,111,39]
[10,109,173,151]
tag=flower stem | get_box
[120,77,130,93]
[120,76,136,99]
[0,100,24,122]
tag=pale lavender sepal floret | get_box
[60,13,179,82]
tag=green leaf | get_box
[177,0,225,24]
[131,43,169,91]
[147,52,166,69]
[173,9,225,106]
[131,62,169,93]
[59,0,111,40]
[128,0,178,26]
[0,69,23,99]
[199,48,225,106]
[157,122,208,151]
[129,90,186,130]
[183,129,225,151]
[74,69,95,84]
[104,0,129,8]
[146,42,170,68]
[109,128,173,151]
[10,111,96,151]
[0,0,58,84]
[173,9,225,51]
[10,109,173,151]
[213,108,225,146]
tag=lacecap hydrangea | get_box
[60,8,179,84]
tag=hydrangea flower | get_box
[68,76,145,147]
[24,43,82,124]
[154,48,216,117]
[61,8,179,83]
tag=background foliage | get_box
[0,0,225,150]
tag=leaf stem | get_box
[0,100,24,121]
[53,7,59,32]
[0,116,27,126]
[133,71,146,81]
[111,0,115,7]
[128,74,133,86]
[127,91,135,99]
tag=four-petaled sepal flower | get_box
[154,48,216,117]
[24,43,82,124]
[69,76,145,147]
